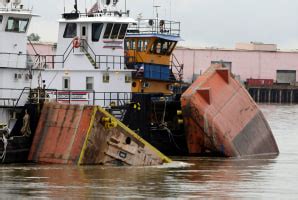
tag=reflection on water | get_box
[1,105,298,199]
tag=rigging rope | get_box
[0,134,8,163]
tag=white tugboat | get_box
[0,0,140,163]
[0,0,136,126]
[0,0,39,163]
[30,0,136,107]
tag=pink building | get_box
[174,42,298,84]
[27,42,56,55]
[27,42,298,85]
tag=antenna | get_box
[0,0,10,7]
[12,0,21,8]
[152,0,154,18]
[154,5,160,20]
[124,0,126,13]
[74,0,78,13]
[169,0,172,20]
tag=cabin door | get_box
[81,25,88,52]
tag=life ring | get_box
[72,37,80,48]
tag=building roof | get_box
[176,46,298,53]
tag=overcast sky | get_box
[23,0,298,49]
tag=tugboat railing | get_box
[0,87,30,108]
[170,53,184,82]
[0,88,175,112]
[128,19,181,37]
[80,39,128,70]
[32,89,133,108]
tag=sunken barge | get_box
[0,0,279,165]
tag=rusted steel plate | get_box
[29,103,171,166]
[181,65,279,157]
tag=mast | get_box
[74,0,78,13]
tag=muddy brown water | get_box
[0,105,297,199]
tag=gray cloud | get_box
[23,0,298,49]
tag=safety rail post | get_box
[55,89,58,102]
[106,55,108,69]
[109,93,112,107]
[93,90,96,105]
[98,56,101,69]
[117,93,120,106]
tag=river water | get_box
[0,105,297,199]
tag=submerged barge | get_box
[181,65,279,157]
[0,0,279,165]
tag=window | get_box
[92,23,103,41]
[5,17,29,33]
[125,74,132,83]
[63,77,70,90]
[150,39,176,55]
[137,40,150,52]
[86,77,94,90]
[167,41,177,54]
[103,73,110,83]
[110,23,121,39]
[0,15,3,24]
[63,23,77,38]
[137,40,143,52]
[118,24,128,39]
[144,40,149,52]
[103,23,113,39]
[125,41,129,50]
[82,26,86,36]
[129,40,136,50]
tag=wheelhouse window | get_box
[137,39,150,52]
[150,39,177,55]
[103,23,129,39]
[110,23,121,39]
[5,17,29,33]
[144,40,149,51]
[63,77,70,90]
[92,23,103,41]
[86,77,94,90]
[125,41,129,50]
[131,40,136,50]
[118,24,128,39]
[103,23,113,39]
[137,40,143,52]
[63,23,77,38]
[0,15,3,24]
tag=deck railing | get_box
[128,19,181,37]
[0,88,133,108]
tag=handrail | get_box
[170,53,184,82]
[80,39,96,57]
[27,39,39,55]
[12,87,31,112]
[0,88,177,109]
[128,19,181,36]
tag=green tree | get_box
[27,33,41,42]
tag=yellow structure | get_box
[125,19,183,94]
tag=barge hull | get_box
[181,66,279,157]
[28,103,171,166]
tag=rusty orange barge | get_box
[181,65,279,157]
